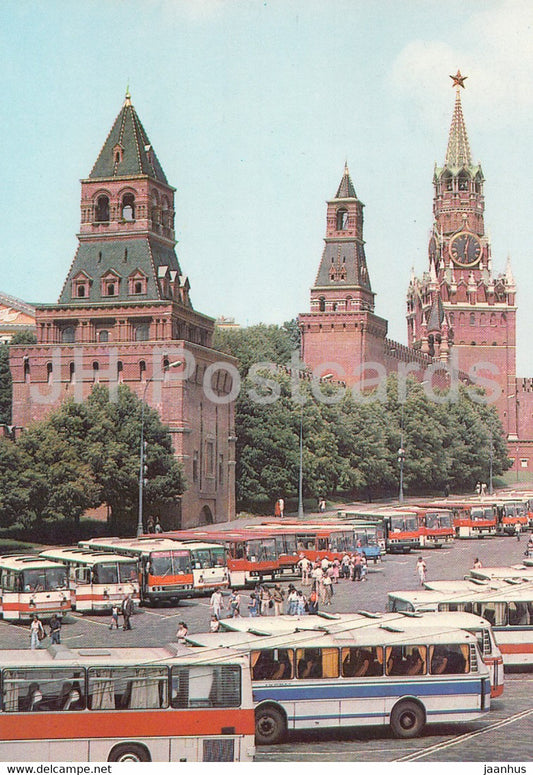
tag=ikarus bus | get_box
[0,555,71,621]
[187,621,491,743]
[39,547,140,612]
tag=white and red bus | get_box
[0,643,255,762]
[80,537,228,604]
[426,501,497,539]
[407,506,455,548]
[388,582,533,670]
[492,499,529,535]
[347,509,423,553]
[39,547,140,612]
[167,529,285,588]
[257,520,383,563]
[0,555,71,621]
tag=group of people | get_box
[29,613,61,650]
[298,552,369,587]
[145,516,163,534]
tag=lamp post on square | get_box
[137,359,183,537]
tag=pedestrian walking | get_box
[210,588,224,620]
[297,554,311,584]
[154,517,163,533]
[30,614,45,650]
[109,603,120,629]
[210,615,220,632]
[296,589,307,615]
[307,588,319,614]
[248,592,259,617]
[176,621,188,642]
[515,522,522,541]
[259,585,271,616]
[322,574,333,605]
[352,553,363,582]
[360,554,368,582]
[473,558,482,569]
[49,613,61,645]
[228,589,241,617]
[287,586,298,615]
[318,498,326,513]
[416,556,427,586]
[122,593,134,630]
[272,584,285,616]
[146,517,155,534]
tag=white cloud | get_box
[390,0,533,130]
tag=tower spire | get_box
[445,72,472,168]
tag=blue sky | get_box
[2,0,533,372]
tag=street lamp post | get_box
[398,404,405,504]
[137,360,183,538]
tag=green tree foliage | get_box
[216,323,511,511]
[0,344,11,425]
[0,385,184,536]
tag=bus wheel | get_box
[255,706,286,745]
[108,743,151,762]
[390,700,425,738]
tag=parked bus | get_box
[0,643,254,762]
[388,583,533,669]
[80,537,228,604]
[39,548,140,612]
[186,622,491,743]
[166,529,285,587]
[425,500,497,539]
[394,506,454,548]
[0,555,71,621]
[258,521,383,563]
[492,499,529,535]
[341,509,423,553]
[467,565,533,583]
[218,609,504,698]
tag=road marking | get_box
[396,707,533,761]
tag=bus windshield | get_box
[471,508,494,521]
[247,538,276,562]
[118,562,138,583]
[150,551,191,576]
[94,563,119,584]
[390,516,418,532]
[22,567,67,592]
[426,511,453,529]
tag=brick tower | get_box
[10,91,236,528]
[299,164,431,383]
[407,72,517,435]
[299,164,389,382]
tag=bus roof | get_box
[0,642,249,669]
[187,623,480,652]
[0,555,65,571]
[81,537,221,554]
[40,548,138,565]
[467,565,533,581]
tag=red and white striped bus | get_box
[0,555,71,621]
[0,643,255,762]
[39,547,140,612]
[80,537,229,604]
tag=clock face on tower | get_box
[449,231,482,267]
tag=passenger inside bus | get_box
[342,648,370,677]
[297,649,322,679]
[25,683,43,711]
[59,681,83,711]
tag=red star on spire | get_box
[450,70,467,88]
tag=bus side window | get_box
[296,648,324,679]
[429,644,469,674]
[508,602,529,626]
[3,669,86,712]
[342,648,370,677]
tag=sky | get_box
[1,0,533,372]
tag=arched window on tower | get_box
[95,195,110,223]
[443,171,453,192]
[23,358,30,383]
[122,193,135,221]
[470,313,476,326]
[319,296,326,312]
[92,361,99,383]
[336,209,348,230]
[98,330,109,343]
[46,362,53,384]
[139,360,146,382]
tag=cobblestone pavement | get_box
[0,530,531,761]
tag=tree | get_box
[0,344,11,425]
[0,384,185,536]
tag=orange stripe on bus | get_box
[0,709,255,741]
[499,643,533,654]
